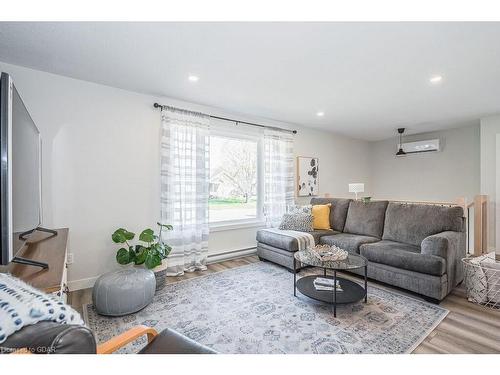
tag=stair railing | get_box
[467,195,489,257]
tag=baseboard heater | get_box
[207,247,257,264]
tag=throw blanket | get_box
[260,228,315,250]
[0,273,84,344]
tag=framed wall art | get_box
[297,156,319,196]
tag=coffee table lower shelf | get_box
[294,274,367,317]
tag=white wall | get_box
[369,124,480,203]
[0,62,372,289]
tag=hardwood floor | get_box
[69,255,500,354]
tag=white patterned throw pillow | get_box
[279,213,314,232]
[0,273,85,344]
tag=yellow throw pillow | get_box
[312,204,332,230]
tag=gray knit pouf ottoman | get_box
[92,268,156,316]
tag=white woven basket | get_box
[462,254,500,309]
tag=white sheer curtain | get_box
[160,107,210,276]
[263,129,295,227]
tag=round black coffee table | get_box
[293,250,368,317]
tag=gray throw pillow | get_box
[279,213,314,232]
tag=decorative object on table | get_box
[362,196,372,203]
[92,268,156,316]
[311,203,331,229]
[85,261,449,354]
[0,273,84,344]
[313,277,343,292]
[462,253,500,309]
[278,213,314,232]
[297,156,319,196]
[348,183,364,200]
[309,244,348,261]
[112,222,173,290]
[396,127,406,156]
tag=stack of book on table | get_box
[313,277,343,292]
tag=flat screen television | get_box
[0,72,51,268]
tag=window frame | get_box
[208,129,264,230]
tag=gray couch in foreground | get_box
[256,198,466,301]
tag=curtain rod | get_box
[153,103,297,135]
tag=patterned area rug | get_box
[84,261,448,354]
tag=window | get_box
[209,134,261,224]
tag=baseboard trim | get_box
[68,247,258,292]
[68,276,99,292]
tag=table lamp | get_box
[349,183,364,200]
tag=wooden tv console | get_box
[4,228,69,301]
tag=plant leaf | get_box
[128,246,136,263]
[116,247,131,264]
[112,228,135,243]
[123,230,135,241]
[163,244,172,257]
[112,230,126,244]
[144,250,162,269]
[154,243,168,259]
[157,222,173,230]
[134,245,147,265]
[139,228,155,243]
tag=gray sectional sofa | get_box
[256,198,466,301]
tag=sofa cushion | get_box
[360,240,446,276]
[382,202,464,247]
[319,233,380,254]
[310,198,351,232]
[343,200,389,238]
[257,229,337,252]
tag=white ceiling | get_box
[1,22,500,140]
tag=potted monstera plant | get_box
[112,222,173,290]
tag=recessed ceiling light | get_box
[429,75,443,84]
[188,75,199,82]
[316,111,325,117]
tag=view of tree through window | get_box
[209,135,258,223]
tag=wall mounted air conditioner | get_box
[397,139,440,155]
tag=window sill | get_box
[209,220,266,233]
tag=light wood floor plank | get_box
[413,340,449,354]
[69,255,500,354]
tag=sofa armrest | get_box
[421,231,460,258]
[421,230,466,291]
